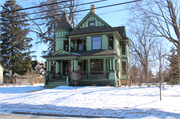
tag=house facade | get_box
[32,58,46,76]
[43,5,131,87]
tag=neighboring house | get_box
[0,64,3,84]
[32,58,46,75]
[43,5,131,87]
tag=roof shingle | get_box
[66,26,115,36]
[55,11,72,30]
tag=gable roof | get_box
[113,26,128,39]
[75,11,110,30]
[55,11,72,30]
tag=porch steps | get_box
[47,80,67,88]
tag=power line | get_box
[2,0,107,18]
[0,0,28,6]
[1,0,142,24]
[1,0,69,13]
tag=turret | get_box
[55,10,72,51]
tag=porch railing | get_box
[70,71,110,80]
[71,45,86,52]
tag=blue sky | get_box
[1,0,132,62]
[1,0,174,74]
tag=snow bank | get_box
[0,85,180,118]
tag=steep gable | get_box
[75,11,110,30]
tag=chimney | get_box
[91,4,96,14]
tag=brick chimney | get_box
[91,4,96,14]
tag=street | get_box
[0,114,83,119]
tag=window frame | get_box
[122,43,126,55]
[64,40,69,51]
[90,59,103,74]
[88,21,95,27]
[108,37,114,50]
[92,36,102,50]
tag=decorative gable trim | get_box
[52,49,71,55]
[75,11,110,30]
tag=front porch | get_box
[44,58,120,87]
[43,50,122,87]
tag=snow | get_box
[0,85,180,118]
[71,52,80,55]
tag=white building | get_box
[0,64,3,84]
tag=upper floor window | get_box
[64,40,69,51]
[92,36,101,50]
[122,43,126,55]
[108,37,113,50]
[89,21,95,26]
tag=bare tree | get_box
[129,21,156,87]
[153,41,167,100]
[131,0,180,84]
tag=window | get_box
[122,44,126,55]
[108,37,113,50]
[78,40,83,51]
[64,41,69,51]
[89,21,95,26]
[91,59,103,74]
[122,62,126,75]
[92,36,101,50]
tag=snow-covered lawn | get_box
[0,85,180,118]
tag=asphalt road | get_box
[0,114,82,119]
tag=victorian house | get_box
[43,5,131,88]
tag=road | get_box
[0,114,84,119]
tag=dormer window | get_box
[89,21,95,26]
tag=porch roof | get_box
[42,50,121,59]
[75,50,117,56]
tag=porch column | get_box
[112,59,115,71]
[49,61,51,72]
[49,61,52,80]
[56,62,59,73]
[74,59,78,71]
[103,59,106,75]
[71,60,74,71]
[71,59,78,80]
[110,59,112,71]
[69,38,71,52]
[46,61,49,72]
[109,58,116,86]
[60,61,63,79]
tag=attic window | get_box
[89,21,95,26]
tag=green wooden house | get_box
[43,5,131,88]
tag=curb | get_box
[12,111,124,118]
